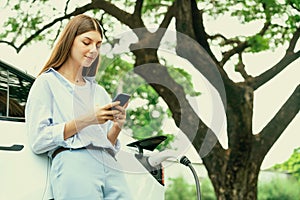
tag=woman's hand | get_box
[64,102,124,141]
[107,102,128,145]
[64,102,120,140]
[94,101,121,124]
[112,102,128,128]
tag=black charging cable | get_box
[180,156,201,200]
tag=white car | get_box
[0,60,165,200]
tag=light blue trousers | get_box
[50,148,132,200]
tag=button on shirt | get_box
[25,68,120,158]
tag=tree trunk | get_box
[202,83,260,200]
[173,0,267,199]
[212,162,260,200]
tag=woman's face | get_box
[70,30,102,67]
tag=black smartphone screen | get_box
[111,93,131,109]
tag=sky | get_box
[0,1,299,172]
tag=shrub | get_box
[258,177,300,200]
[165,176,216,200]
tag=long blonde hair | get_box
[38,14,103,76]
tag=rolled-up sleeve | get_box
[100,89,122,155]
[112,139,121,155]
[106,120,121,155]
[25,77,66,154]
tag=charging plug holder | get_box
[127,135,167,158]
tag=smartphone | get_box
[111,93,131,110]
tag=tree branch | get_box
[209,33,227,41]
[254,84,300,156]
[287,26,300,53]
[219,21,271,67]
[134,61,225,158]
[52,0,72,48]
[0,3,95,53]
[174,0,230,107]
[133,0,143,18]
[158,2,176,29]
[220,42,248,67]
[251,26,300,90]
[251,50,300,90]
[92,0,144,28]
[235,53,252,81]
[64,0,71,14]
[1,0,146,53]
[288,0,300,12]
[129,1,175,53]
[190,0,218,62]
[0,40,18,51]
[51,22,63,48]
[131,29,225,158]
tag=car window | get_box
[0,61,34,122]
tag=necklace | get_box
[58,70,85,85]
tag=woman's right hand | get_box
[94,102,121,124]
[64,102,121,140]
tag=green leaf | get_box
[167,67,201,97]
[247,35,270,53]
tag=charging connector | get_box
[180,156,201,200]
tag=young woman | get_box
[25,14,132,199]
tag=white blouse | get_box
[25,68,120,158]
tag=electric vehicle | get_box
[0,60,165,200]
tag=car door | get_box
[0,120,50,200]
[0,60,50,199]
